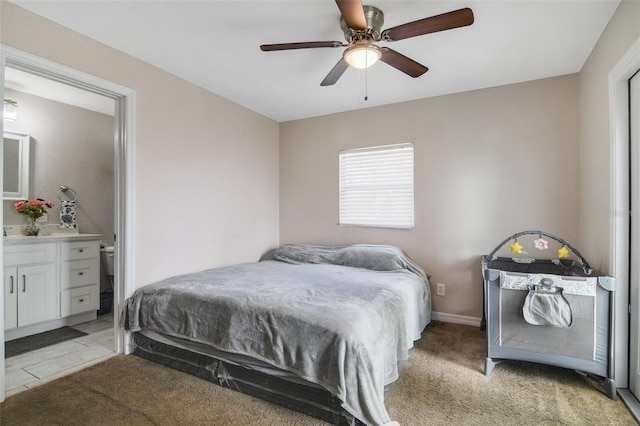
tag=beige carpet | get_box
[0,321,636,425]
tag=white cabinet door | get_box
[4,268,18,330]
[16,264,57,327]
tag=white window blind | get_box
[339,143,414,229]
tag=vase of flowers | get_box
[15,199,55,236]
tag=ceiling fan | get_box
[260,0,474,86]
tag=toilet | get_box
[99,245,115,316]
[101,245,115,284]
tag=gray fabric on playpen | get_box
[485,268,612,379]
[522,287,572,328]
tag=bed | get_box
[121,244,431,426]
[482,231,616,399]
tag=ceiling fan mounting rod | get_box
[345,29,376,44]
[340,5,384,43]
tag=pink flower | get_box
[14,199,54,219]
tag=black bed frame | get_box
[131,332,365,426]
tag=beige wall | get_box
[280,75,580,320]
[1,1,280,286]
[579,0,640,273]
[577,0,640,387]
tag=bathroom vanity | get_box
[4,233,103,340]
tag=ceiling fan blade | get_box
[260,41,343,51]
[379,48,428,78]
[382,8,474,41]
[335,0,367,30]
[321,58,349,86]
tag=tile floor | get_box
[4,314,117,398]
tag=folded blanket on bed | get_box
[121,244,431,426]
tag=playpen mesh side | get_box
[498,286,596,359]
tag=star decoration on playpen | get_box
[509,241,523,254]
[558,245,570,259]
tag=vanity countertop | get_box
[3,233,104,245]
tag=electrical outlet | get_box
[436,283,446,297]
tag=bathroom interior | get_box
[2,65,118,391]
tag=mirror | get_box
[3,131,30,200]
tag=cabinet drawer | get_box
[61,258,99,289]
[4,243,57,266]
[61,285,99,316]
[61,240,99,261]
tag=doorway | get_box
[0,46,135,402]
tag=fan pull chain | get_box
[364,48,369,101]
[365,67,369,101]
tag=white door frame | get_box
[610,36,640,390]
[0,45,136,402]
[629,66,640,400]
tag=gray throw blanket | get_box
[122,244,431,426]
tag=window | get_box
[339,143,414,229]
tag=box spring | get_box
[131,332,363,426]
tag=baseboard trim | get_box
[617,389,640,422]
[431,311,482,328]
[5,311,97,341]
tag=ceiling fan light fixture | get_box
[3,99,17,121]
[343,44,381,69]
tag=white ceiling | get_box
[8,0,621,123]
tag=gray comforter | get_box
[121,244,431,426]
